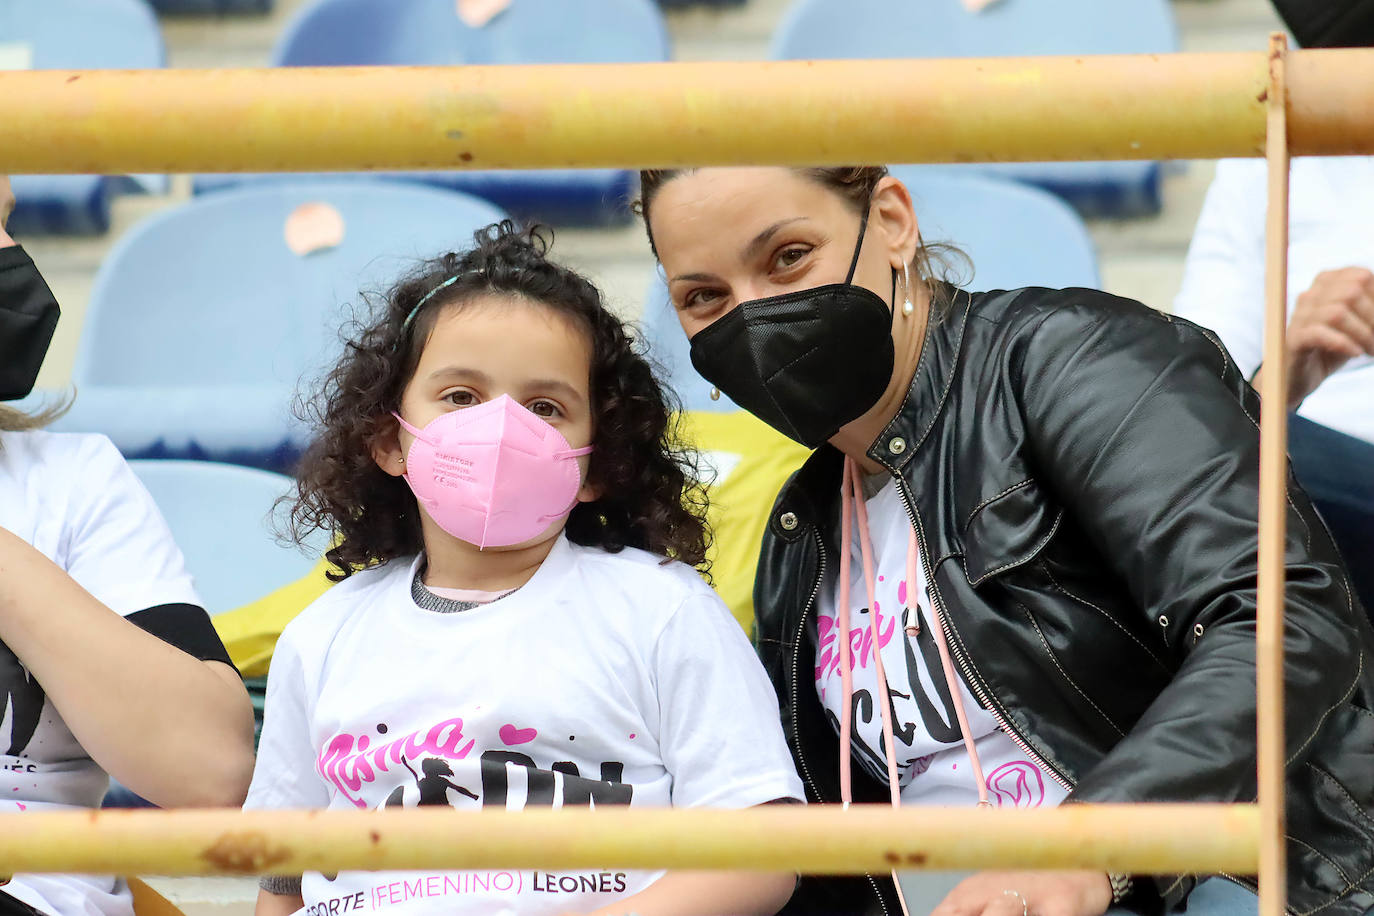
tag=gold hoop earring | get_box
[901,263,915,317]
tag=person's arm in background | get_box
[1175,159,1374,408]
[0,175,256,807]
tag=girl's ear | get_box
[372,420,408,479]
[871,175,921,271]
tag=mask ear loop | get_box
[391,411,434,447]
[842,204,872,287]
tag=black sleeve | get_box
[126,603,238,672]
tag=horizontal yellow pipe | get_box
[13,51,1374,174]
[0,804,1259,877]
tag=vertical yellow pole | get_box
[1257,31,1290,916]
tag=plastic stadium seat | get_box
[146,0,271,12]
[128,460,322,617]
[1,0,164,235]
[193,0,670,225]
[771,0,1178,218]
[46,181,506,470]
[642,168,1099,413]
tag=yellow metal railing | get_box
[0,35,1346,916]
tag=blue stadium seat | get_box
[1,0,164,235]
[192,0,670,225]
[128,460,322,616]
[46,181,506,470]
[641,168,1099,412]
[771,0,1178,218]
[146,0,272,13]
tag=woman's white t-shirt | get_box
[0,430,201,916]
[814,477,1069,808]
[246,535,805,916]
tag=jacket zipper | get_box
[787,529,894,916]
[892,474,1075,794]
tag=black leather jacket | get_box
[755,287,1374,916]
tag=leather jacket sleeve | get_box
[1013,301,1364,809]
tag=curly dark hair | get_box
[289,221,709,580]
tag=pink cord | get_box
[836,460,856,808]
[846,460,903,807]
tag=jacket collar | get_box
[865,285,974,475]
[770,286,975,540]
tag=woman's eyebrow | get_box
[668,217,810,285]
[742,217,809,260]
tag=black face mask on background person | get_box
[687,206,898,449]
[0,247,60,401]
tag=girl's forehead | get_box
[417,296,593,380]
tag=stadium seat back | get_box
[771,0,1178,217]
[75,182,507,389]
[129,460,324,616]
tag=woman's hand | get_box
[931,871,1113,916]
[1253,266,1374,408]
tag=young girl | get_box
[246,222,804,916]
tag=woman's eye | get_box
[444,390,477,407]
[683,288,725,311]
[529,400,562,419]
[774,246,810,270]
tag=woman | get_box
[636,166,1374,916]
[0,176,256,916]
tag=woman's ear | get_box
[871,175,921,270]
[372,419,408,479]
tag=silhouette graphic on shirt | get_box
[384,756,480,808]
[0,641,44,757]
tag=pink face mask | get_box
[392,395,593,549]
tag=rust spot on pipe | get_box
[906,853,928,866]
[67,75,80,83]
[459,152,474,162]
[370,831,381,844]
[884,852,900,865]
[1258,88,1269,103]
[202,832,292,874]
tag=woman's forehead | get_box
[649,168,845,264]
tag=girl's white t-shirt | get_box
[246,535,804,916]
[0,430,201,916]
[814,477,1069,809]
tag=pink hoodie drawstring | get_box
[835,458,995,915]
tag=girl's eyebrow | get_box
[527,379,586,405]
[427,366,487,383]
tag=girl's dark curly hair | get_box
[289,220,709,580]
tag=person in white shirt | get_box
[0,176,256,916]
[247,222,805,916]
[1174,156,1374,623]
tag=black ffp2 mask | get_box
[0,247,60,401]
[687,208,897,448]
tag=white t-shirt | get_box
[1174,156,1374,445]
[0,430,201,916]
[815,478,1070,809]
[246,535,804,916]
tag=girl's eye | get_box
[528,400,562,419]
[774,246,810,271]
[444,390,477,407]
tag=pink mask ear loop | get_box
[391,411,433,446]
